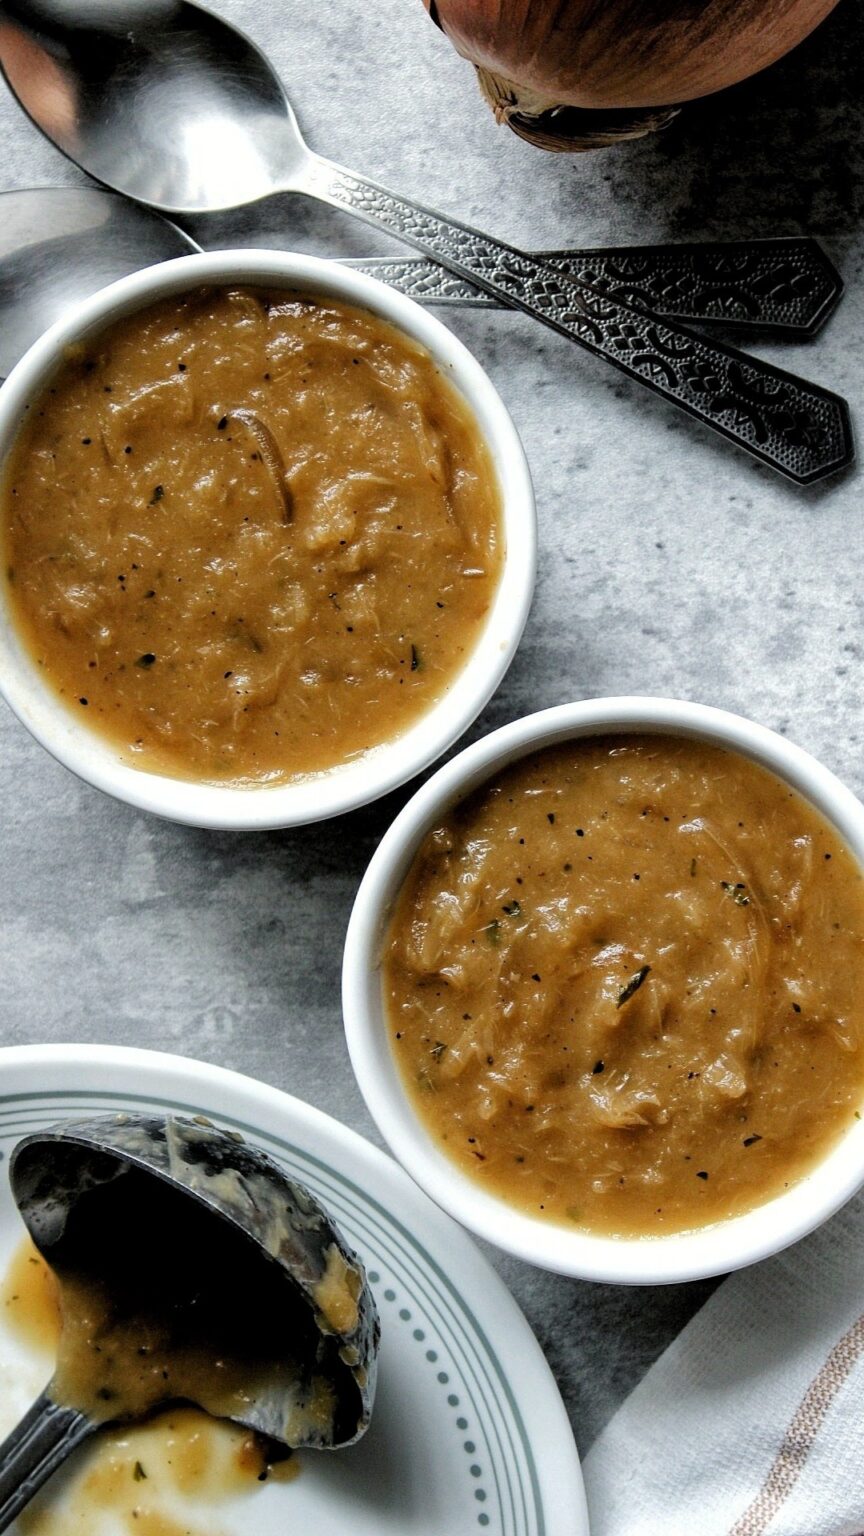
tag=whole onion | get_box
[423,0,840,149]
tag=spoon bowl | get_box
[0,0,308,213]
[0,186,196,377]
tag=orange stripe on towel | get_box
[729,1311,864,1536]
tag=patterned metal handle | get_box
[0,1390,95,1531]
[344,239,842,336]
[308,159,852,485]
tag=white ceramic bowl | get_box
[343,696,864,1284]
[0,250,535,829]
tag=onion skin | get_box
[423,0,841,111]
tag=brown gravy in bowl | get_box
[2,287,503,783]
[383,735,864,1237]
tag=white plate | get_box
[0,1044,587,1536]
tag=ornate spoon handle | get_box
[0,1391,95,1531]
[306,159,851,484]
[345,239,842,335]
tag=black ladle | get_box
[0,1112,379,1530]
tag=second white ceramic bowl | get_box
[343,696,864,1284]
[0,250,535,829]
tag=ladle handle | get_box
[344,239,843,336]
[307,158,852,484]
[0,1390,95,1531]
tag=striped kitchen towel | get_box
[583,1192,864,1536]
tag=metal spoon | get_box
[0,184,842,389]
[0,1111,379,1530]
[0,0,852,484]
[0,188,842,386]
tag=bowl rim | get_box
[342,694,864,1284]
[0,247,535,829]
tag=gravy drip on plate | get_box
[0,1238,297,1536]
[2,287,502,783]
[384,735,864,1236]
